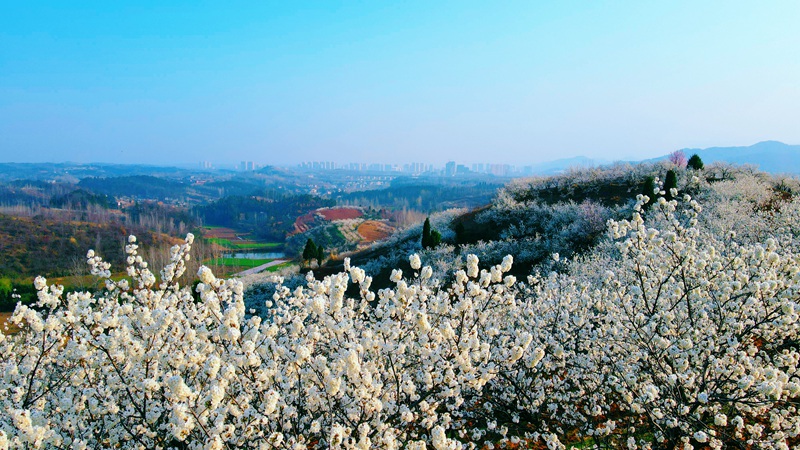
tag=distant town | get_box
[209,160,539,177]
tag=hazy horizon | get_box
[2,1,799,166]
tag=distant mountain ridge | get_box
[539,141,800,175]
[675,141,800,174]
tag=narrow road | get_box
[234,259,291,277]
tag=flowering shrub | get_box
[460,191,798,449]
[504,161,669,201]
[1,167,799,449]
[581,194,798,448]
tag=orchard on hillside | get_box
[0,163,799,449]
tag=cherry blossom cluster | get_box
[487,191,799,449]
[0,234,529,448]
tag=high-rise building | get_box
[488,164,510,177]
[403,162,425,173]
[445,161,456,176]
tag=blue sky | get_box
[1,1,799,166]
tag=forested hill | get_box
[0,214,176,279]
[78,175,188,201]
[194,194,335,241]
[337,178,503,211]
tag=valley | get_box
[0,162,504,309]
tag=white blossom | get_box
[409,253,422,270]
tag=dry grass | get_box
[1,311,21,335]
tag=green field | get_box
[207,238,282,250]
[263,261,295,272]
[209,257,275,268]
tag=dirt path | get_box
[234,259,291,277]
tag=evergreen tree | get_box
[0,278,11,298]
[454,222,466,245]
[422,217,432,249]
[430,230,442,248]
[302,238,316,265]
[687,154,704,170]
[316,246,325,266]
[664,169,678,201]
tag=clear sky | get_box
[1,1,799,166]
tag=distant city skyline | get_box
[236,159,524,176]
[1,1,799,165]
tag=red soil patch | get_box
[357,220,394,242]
[317,208,362,221]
